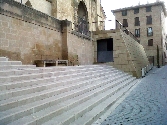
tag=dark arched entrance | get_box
[77,1,88,35]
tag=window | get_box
[147,27,153,36]
[146,15,152,24]
[122,10,127,16]
[123,19,128,27]
[148,39,153,46]
[135,29,140,37]
[146,6,151,12]
[134,8,139,14]
[135,17,140,26]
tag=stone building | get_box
[112,1,167,66]
[0,0,105,65]
[14,0,106,31]
[0,0,151,78]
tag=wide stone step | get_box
[8,75,133,125]
[0,70,122,114]
[43,78,136,125]
[0,65,36,71]
[0,61,22,65]
[69,80,138,125]
[0,67,115,92]
[0,57,8,61]
[0,72,126,123]
[0,68,41,76]
[0,69,118,101]
[0,72,54,83]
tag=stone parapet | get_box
[0,0,61,31]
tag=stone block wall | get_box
[68,33,94,65]
[0,0,94,65]
[0,14,62,64]
[14,0,52,16]
[93,29,149,78]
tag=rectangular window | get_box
[146,15,152,24]
[146,6,151,12]
[123,19,128,27]
[135,29,140,37]
[134,8,139,14]
[147,27,153,36]
[135,17,140,26]
[122,10,127,16]
[148,39,153,46]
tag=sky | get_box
[101,0,167,30]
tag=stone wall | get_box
[0,14,62,64]
[0,0,94,65]
[68,32,94,65]
[14,0,52,16]
[93,29,149,78]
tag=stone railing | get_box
[116,20,140,43]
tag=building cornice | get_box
[112,1,167,17]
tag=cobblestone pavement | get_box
[100,66,167,125]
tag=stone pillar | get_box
[61,20,72,60]
[51,0,57,18]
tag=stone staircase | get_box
[0,57,138,125]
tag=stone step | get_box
[0,72,126,123]
[69,80,138,125]
[0,67,106,83]
[0,69,118,101]
[0,61,22,65]
[0,69,121,110]
[4,74,131,125]
[0,64,112,77]
[0,67,115,92]
[0,57,8,61]
[0,68,41,76]
[0,65,36,71]
[0,72,53,83]
[43,78,136,125]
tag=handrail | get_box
[116,20,140,43]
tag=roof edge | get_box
[111,1,167,17]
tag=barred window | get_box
[148,39,153,46]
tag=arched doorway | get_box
[77,1,88,35]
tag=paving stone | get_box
[99,66,167,125]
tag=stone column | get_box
[51,0,57,18]
[61,20,72,60]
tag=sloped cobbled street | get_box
[100,66,167,125]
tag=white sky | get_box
[101,0,167,30]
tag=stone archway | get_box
[77,1,89,35]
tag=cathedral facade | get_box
[0,0,105,65]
